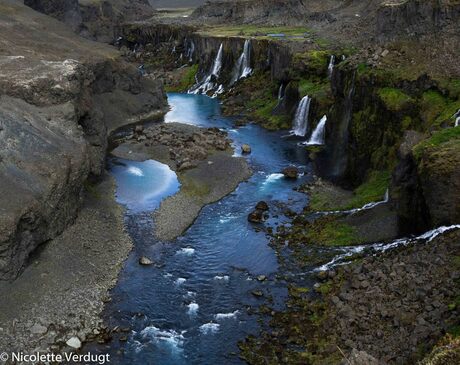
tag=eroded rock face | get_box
[0,1,166,279]
[24,0,155,42]
[392,130,460,233]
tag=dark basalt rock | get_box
[282,166,299,179]
[248,209,268,223]
[255,201,269,211]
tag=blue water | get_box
[95,93,312,364]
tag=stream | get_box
[93,93,314,364]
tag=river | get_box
[92,93,313,364]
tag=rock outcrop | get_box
[24,0,155,42]
[0,0,166,280]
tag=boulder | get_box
[139,256,153,266]
[255,201,269,211]
[282,166,299,179]
[248,209,267,223]
[241,144,252,154]
[66,336,82,349]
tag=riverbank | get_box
[240,228,460,364]
[111,121,252,240]
[0,176,132,354]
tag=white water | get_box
[317,224,460,271]
[127,166,144,177]
[231,39,253,85]
[189,43,224,95]
[187,302,199,316]
[278,84,284,100]
[176,248,195,256]
[454,109,460,127]
[304,115,327,145]
[215,310,239,320]
[328,55,335,77]
[140,326,186,351]
[186,40,195,62]
[199,323,220,334]
[291,96,311,136]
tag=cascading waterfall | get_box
[278,84,284,100]
[304,115,327,145]
[189,43,224,96]
[328,55,335,77]
[230,39,253,85]
[291,96,311,137]
[454,109,460,127]
[186,39,195,62]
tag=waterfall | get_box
[188,43,224,96]
[230,40,252,85]
[186,40,195,62]
[305,115,327,145]
[454,109,460,127]
[291,96,311,137]
[278,84,284,100]
[328,55,335,77]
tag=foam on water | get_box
[199,323,220,334]
[127,166,144,177]
[175,278,187,285]
[187,302,199,316]
[215,310,239,320]
[140,326,185,351]
[176,248,196,256]
[213,275,229,281]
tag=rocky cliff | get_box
[24,0,155,42]
[0,0,166,280]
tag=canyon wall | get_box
[0,1,166,280]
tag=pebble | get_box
[66,336,82,349]
[139,256,153,265]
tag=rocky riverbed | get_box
[0,177,132,354]
[111,122,252,240]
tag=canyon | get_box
[0,0,459,364]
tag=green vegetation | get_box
[306,219,360,246]
[413,127,460,159]
[378,87,414,112]
[165,64,198,92]
[432,99,460,129]
[420,91,447,125]
[309,170,391,212]
[198,25,311,39]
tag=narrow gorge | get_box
[0,0,459,364]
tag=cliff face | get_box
[191,0,309,25]
[0,0,166,280]
[24,0,155,42]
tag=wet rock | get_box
[257,275,267,282]
[66,336,82,349]
[251,290,264,298]
[255,201,269,211]
[139,256,153,266]
[282,166,299,179]
[248,209,267,223]
[241,144,252,154]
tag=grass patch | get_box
[198,25,311,39]
[413,127,460,159]
[420,91,447,126]
[378,87,414,112]
[347,170,391,208]
[306,219,360,247]
[165,64,198,92]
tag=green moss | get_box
[298,78,330,98]
[433,100,460,128]
[413,127,460,159]
[377,87,414,112]
[347,170,391,208]
[420,91,447,126]
[198,25,310,39]
[165,64,198,92]
[306,220,360,247]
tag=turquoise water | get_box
[94,93,312,364]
